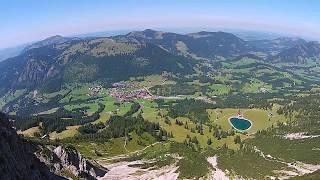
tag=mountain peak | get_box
[23,35,77,52]
[44,35,64,40]
[273,41,320,63]
[126,29,165,39]
[272,37,307,45]
[308,41,320,46]
[187,31,242,40]
[143,29,158,33]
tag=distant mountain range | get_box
[272,41,320,64]
[113,29,250,59]
[0,44,30,62]
[0,29,319,93]
[0,34,194,92]
[248,37,307,55]
[114,29,320,61]
[22,35,81,53]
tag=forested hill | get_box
[113,29,251,59]
[113,29,320,62]
[0,37,194,93]
[271,41,320,64]
[0,29,319,94]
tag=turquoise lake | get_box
[229,117,252,130]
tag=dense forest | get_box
[75,113,172,142]
[276,94,320,134]
[168,99,217,123]
[13,103,105,134]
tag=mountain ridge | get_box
[272,41,320,63]
[0,36,194,92]
[0,29,319,94]
[2,29,318,62]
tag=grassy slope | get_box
[249,136,320,164]
[17,126,40,137]
[49,125,80,139]
[208,107,286,134]
[218,148,286,179]
[73,131,155,159]
[140,99,244,150]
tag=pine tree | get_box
[234,135,241,144]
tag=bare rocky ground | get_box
[95,140,319,180]
[283,132,320,140]
[98,159,179,180]
[98,153,233,180]
[207,156,230,180]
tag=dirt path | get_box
[124,136,129,152]
[253,146,320,179]
[207,156,229,180]
[156,96,184,100]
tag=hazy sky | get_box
[1,0,320,48]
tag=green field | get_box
[50,125,80,139]
[71,131,156,159]
[208,108,287,134]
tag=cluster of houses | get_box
[110,88,154,102]
[110,82,154,102]
[112,82,137,89]
[88,85,103,96]
[259,87,270,93]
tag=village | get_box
[109,82,155,102]
[87,80,219,104]
[87,82,155,102]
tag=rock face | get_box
[36,146,108,179]
[0,112,108,179]
[0,112,63,180]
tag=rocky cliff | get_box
[0,112,62,180]
[0,112,108,179]
[36,145,108,179]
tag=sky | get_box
[1,0,320,49]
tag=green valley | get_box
[1,29,320,179]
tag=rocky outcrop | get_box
[0,112,63,180]
[36,145,108,179]
[0,112,108,179]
